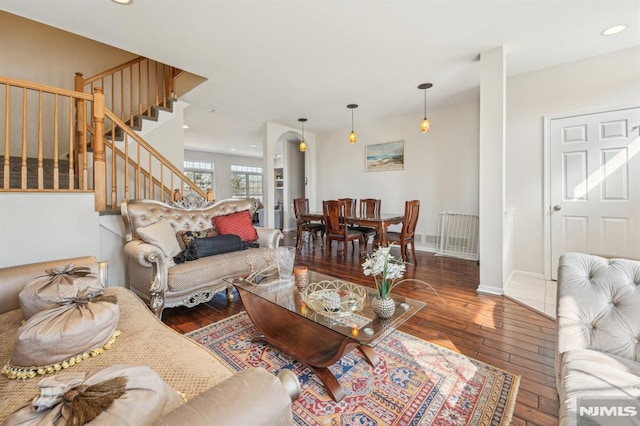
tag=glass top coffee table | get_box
[225,270,425,402]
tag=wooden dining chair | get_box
[337,198,358,249]
[356,198,381,247]
[338,198,357,217]
[387,200,420,264]
[359,198,381,217]
[293,197,324,250]
[323,200,365,256]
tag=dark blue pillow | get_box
[193,234,246,257]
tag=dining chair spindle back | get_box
[323,200,365,257]
[293,198,325,250]
[387,200,420,264]
[359,198,381,217]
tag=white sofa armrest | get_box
[124,240,166,268]
[256,227,284,249]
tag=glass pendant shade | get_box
[418,83,433,134]
[298,118,307,153]
[420,117,430,133]
[347,104,358,144]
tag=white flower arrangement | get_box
[362,244,406,299]
[362,243,445,303]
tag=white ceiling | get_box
[2,0,638,158]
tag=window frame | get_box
[183,159,214,193]
[230,165,263,202]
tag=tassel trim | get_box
[1,330,121,380]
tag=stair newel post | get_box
[93,87,107,211]
[74,72,87,188]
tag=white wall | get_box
[183,149,262,201]
[478,46,507,295]
[506,46,640,276]
[99,215,127,287]
[315,99,480,241]
[0,194,128,287]
[0,193,100,267]
[137,101,188,170]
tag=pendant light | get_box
[418,83,433,133]
[298,118,307,152]
[347,104,358,144]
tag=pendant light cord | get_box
[423,87,427,118]
[351,108,354,132]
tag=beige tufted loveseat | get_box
[121,198,283,318]
[556,252,640,425]
[0,256,300,424]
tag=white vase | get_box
[372,296,396,319]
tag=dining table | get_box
[296,211,404,251]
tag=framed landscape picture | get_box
[365,140,405,172]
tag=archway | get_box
[263,123,317,229]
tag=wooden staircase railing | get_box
[76,56,177,128]
[1,76,92,191]
[1,73,207,211]
[96,94,208,210]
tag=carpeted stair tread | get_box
[0,156,79,190]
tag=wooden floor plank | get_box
[161,232,559,424]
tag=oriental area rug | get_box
[187,312,520,426]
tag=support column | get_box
[477,46,506,295]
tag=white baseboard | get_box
[511,270,546,280]
[476,284,504,296]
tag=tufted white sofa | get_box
[556,252,640,425]
[121,198,283,318]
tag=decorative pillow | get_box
[194,234,246,258]
[173,235,246,264]
[4,365,183,425]
[2,288,120,380]
[213,210,258,242]
[176,227,219,250]
[137,219,182,258]
[173,242,199,264]
[19,264,101,320]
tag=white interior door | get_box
[550,107,640,279]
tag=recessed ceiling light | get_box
[111,0,132,4]
[601,24,627,36]
[182,124,189,129]
[249,144,257,148]
[231,148,237,151]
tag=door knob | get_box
[553,205,562,211]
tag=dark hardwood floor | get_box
[162,232,559,426]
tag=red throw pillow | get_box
[213,210,258,242]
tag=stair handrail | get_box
[1,76,93,100]
[80,56,148,86]
[76,57,177,130]
[92,93,207,210]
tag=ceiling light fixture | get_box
[418,83,433,133]
[111,0,132,4]
[182,124,189,129]
[347,104,358,144]
[601,24,627,36]
[298,118,308,153]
